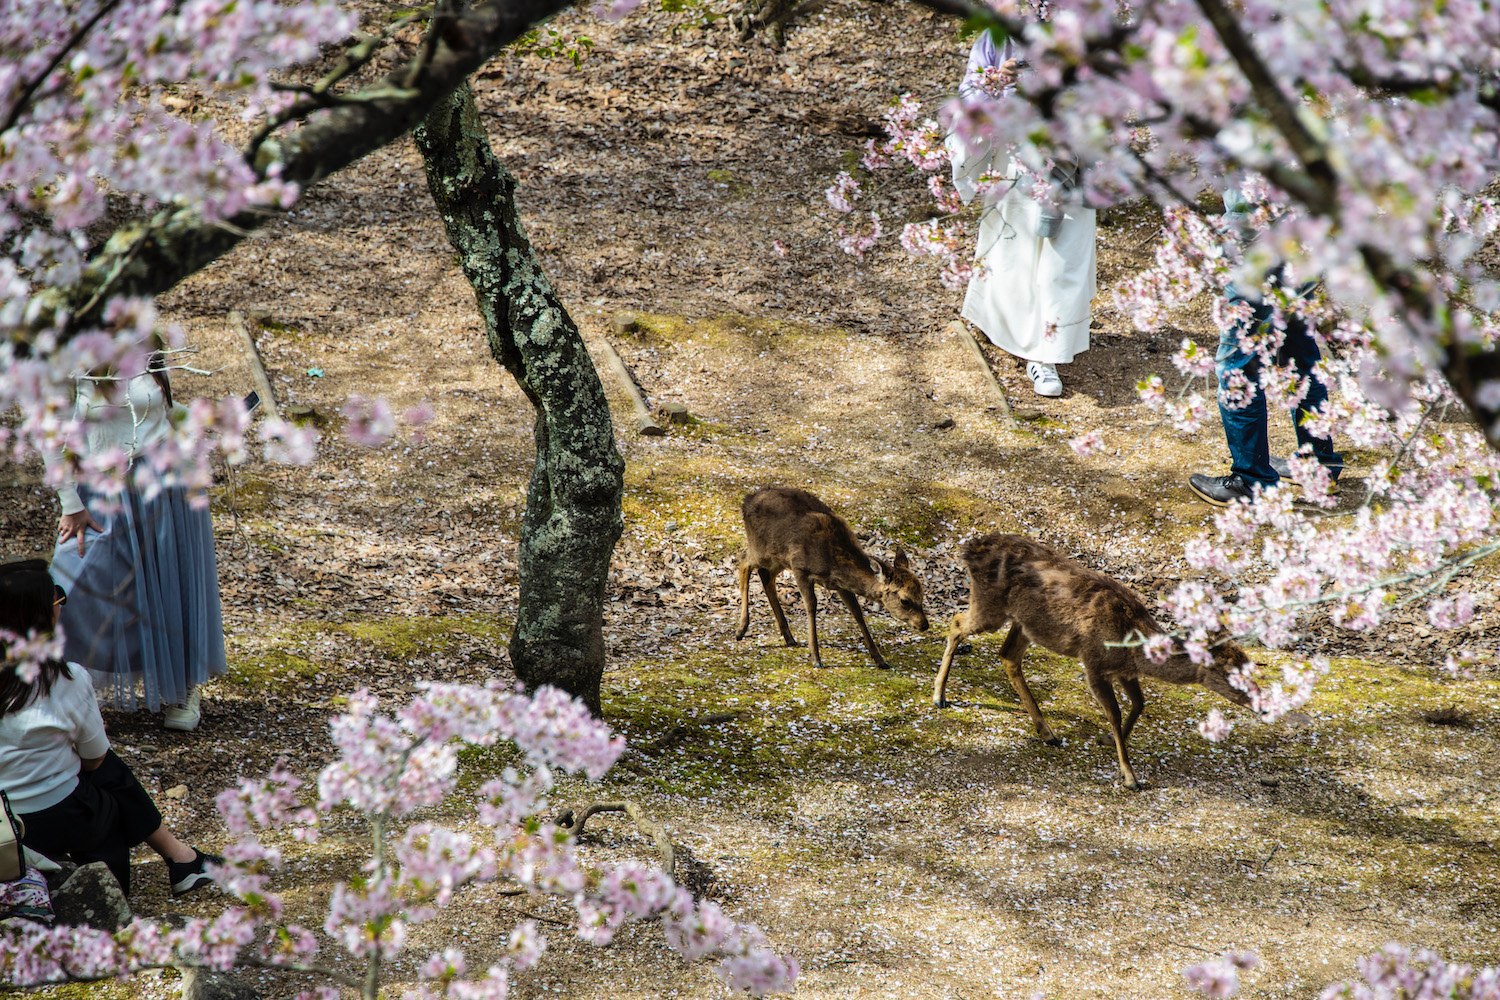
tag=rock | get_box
[1014,407,1045,421]
[1281,711,1313,728]
[51,862,131,931]
[181,967,261,1000]
[661,401,694,425]
[934,415,955,429]
[164,784,189,800]
[40,856,78,893]
[1258,776,1281,788]
[286,403,317,421]
[611,313,640,338]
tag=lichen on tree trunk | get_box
[414,84,624,715]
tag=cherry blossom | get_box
[0,684,797,997]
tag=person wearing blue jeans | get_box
[1188,274,1343,506]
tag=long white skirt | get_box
[962,186,1097,365]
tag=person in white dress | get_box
[947,32,1097,397]
[43,355,226,731]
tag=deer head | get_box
[872,547,929,631]
[1198,640,1257,709]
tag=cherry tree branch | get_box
[17,0,571,350]
[0,0,124,135]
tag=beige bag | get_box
[0,791,26,882]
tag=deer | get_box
[734,487,929,669]
[933,533,1257,789]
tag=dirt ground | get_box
[4,2,1500,998]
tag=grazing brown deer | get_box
[934,533,1255,789]
[735,487,929,669]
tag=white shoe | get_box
[163,688,201,731]
[1027,361,1063,397]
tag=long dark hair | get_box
[0,560,69,714]
[147,342,173,408]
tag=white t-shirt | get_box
[0,663,111,814]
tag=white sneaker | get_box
[163,688,201,731]
[1027,361,1063,397]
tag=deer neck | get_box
[830,553,885,599]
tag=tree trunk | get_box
[414,84,624,715]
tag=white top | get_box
[0,663,111,814]
[43,373,174,516]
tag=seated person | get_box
[0,559,219,897]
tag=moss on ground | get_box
[219,614,514,698]
[336,613,512,659]
[225,648,322,694]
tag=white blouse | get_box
[43,372,174,516]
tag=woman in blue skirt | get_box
[44,352,226,731]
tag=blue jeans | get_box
[1217,283,1342,489]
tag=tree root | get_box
[556,800,677,877]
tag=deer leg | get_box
[998,625,1057,745]
[1098,676,1147,747]
[1120,677,1146,741]
[734,560,753,640]
[1085,669,1142,790]
[791,571,824,667]
[837,588,887,669]
[757,568,798,647]
[933,612,970,708]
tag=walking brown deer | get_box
[735,487,929,669]
[934,533,1256,789]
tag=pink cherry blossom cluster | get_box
[1183,944,1500,1000]
[1183,950,1260,998]
[0,683,797,997]
[0,627,65,684]
[0,0,353,253]
[1108,178,1500,673]
[0,0,447,500]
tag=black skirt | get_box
[19,750,163,896]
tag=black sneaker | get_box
[1269,456,1343,495]
[1189,472,1254,506]
[168,849,222,897]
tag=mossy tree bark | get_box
[414,84,624,715]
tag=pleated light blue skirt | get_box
[50,484,227,712]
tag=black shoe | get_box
[1189,472,1254,507]
[168,849,221,897]
[1269,456,1343,494]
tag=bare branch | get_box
[557,800,678,877]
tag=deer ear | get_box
[892,547,909,569]
[871,558,886,581]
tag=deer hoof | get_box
[1123,778,1146,791]
[934,697,951,709]
[1043,736,1064,747]
[872,660,891,670]
[733,629,747,641]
